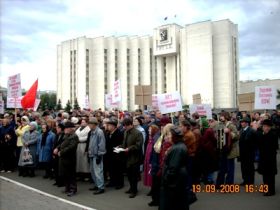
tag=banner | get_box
[33,99,41,111]
[7,97,22,108]
[157,91,183,114]
[84,95,89,109]
[189,104,212,119]
[6,97,40,110]
[0,100,4,114]
[254,86,277,110]
[112,80,122,103]
[7,74,22,98]
[105,93,119,109]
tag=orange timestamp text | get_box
[192,184,241,193]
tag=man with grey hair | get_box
[86,117,106,194]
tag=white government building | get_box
[57,19,239,111]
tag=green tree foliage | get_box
[65,100,72,112]
[73,98,80,110]
[40,92,57,110]
[277,89,280,99]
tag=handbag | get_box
[22,147,34,166]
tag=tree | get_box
[73,98,80,110]
[56,99,62,110]
[277,89,280,99]
[65,100,72,112]
[40,92,56,110]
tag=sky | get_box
[0,0,280,91]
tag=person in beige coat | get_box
[75,119,91,180]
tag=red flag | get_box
[21,79,38,109]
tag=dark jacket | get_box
[58,133,78,176]
[160,141,189,210]
[258,129,278,175]
[106,128,124,157]
[0,124,17,148]
[239,126,256,162]
[149,131,161,176]
[122,127,143,168]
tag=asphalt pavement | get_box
[1,155,280,210]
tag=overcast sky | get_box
[1,0,280,91]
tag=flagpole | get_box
[15,108,17,124]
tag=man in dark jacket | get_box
[106,117,124,189]
[239,117,256,185]
[52,123,65,187]
[258,119,278,196]
[121,117,143,198]
[0,118,17,172]
[58,122,78,197]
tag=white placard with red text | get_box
[112,80,122,103]
[7,74,22,98]
[157,92,183,114]
[84,95,89,109]
[6,97,40,110]
[105,93,120,109]
[254,86,277,110]
[189,104,212,119]
[152,94,159,110]
[7,97,22,108]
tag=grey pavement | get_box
[1,155,280,210]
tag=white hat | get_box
[21,116,30,124]
[71,117,79,124]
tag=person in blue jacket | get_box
[37,123,55,178]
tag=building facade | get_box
[240,79,280,105]
[57,19,239,110]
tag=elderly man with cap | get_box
[257,119,278,196]
[58,121,79,196]
[239,117,257,185]
[86,117,106,195]
[105,117,124,189]
[120,117,143,198]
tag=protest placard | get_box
[189,104,212,119]
[152,94,159,110]
[112,80,122,103]
[254,86,276,110]
[7,74,21,98]
[105,93,119,109]
[157,91,183,114]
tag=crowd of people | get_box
[0,108,279,210]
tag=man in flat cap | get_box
[106,117,124,189]
[257,119,278,196]
[239,117,257,185]
[86,117,106,195]
[58,121,78,196]
[121,117,143,198]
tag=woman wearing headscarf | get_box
[18,121,39,177]
[37,123,55,178]
[15,116,30,176]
